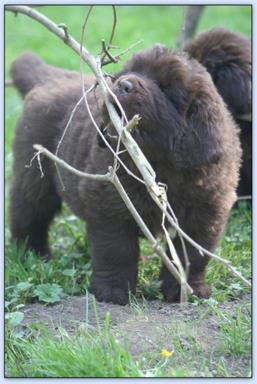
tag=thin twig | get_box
[149,191,251,288]
[116,39,143,59]
[100,6,117,65]
[81,5,94,48]
[108,6,117,50]
[101,39,119,64]
[237,195,252,201]
[34,144,111,182]
[159,185,188,303]
[113,115,125,174]
[166,200,190,278]
[101,39,143,66]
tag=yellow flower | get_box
[161,349,174,358]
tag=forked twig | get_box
[100,5,118,64]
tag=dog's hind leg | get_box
[10,121,61,260]
[10,172,62,260]
[10,181,61,260]
[160,205,228,302]
[10,170,61,259]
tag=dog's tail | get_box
[184,28,251,120]
[11,52,47,97]
[11,52,83,98]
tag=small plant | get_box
[5,211,92,310]
[216,306,251,356]
[5,311,24,328]
[33,283,63,304]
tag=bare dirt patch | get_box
[21,293,251,377]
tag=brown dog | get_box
[10,45,241,304]
[185,28,251,197]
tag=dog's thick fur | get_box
[10,45,241,305]
[185,28,252,197]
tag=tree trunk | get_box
[176,5,206,49]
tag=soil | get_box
[21,293,251,377]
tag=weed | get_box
[215,305,252,356]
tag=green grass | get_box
[216,305,251,356]
[164,304,251,377]
[5,202,251,308]
[6,297,173,378]
[205,202,251,302]
[6,311,143,378]
[5,202,252,378]
[5,4,252,379]
[6,297,251,378]
[5,208,92,311]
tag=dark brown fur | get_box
[185,28,252,196]
[10,46,241,305]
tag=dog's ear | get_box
[172,75,224,168]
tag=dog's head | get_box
[184,28,251,117]
[100,45,226,168]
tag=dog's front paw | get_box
[161,278,210,302]
[189,279,210,299]
[161,281,180,303]
[92,283,129,305]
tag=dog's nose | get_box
[119,79,133,93]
